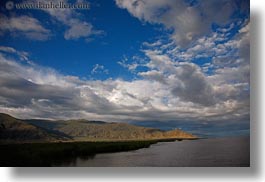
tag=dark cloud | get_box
[171,63,216,106]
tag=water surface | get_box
[61,136,249,167]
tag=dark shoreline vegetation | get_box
[0,138,197,167]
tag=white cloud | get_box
[0,43,249,122]
[239,21,250,34]
[91,64,109,74]
[0,14,50,41]
[0,46,29,61]
[0,1,249,122]
[110,8,249,121]
[26,0,103,40]
[117,56,142,72]
[115,0,249,47]
[138,70,167,84]
[140,49,216,106]
[64,21,93,40]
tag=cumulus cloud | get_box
[114,4,249,122]
[115,0,249,47]
[138,70,167,84]
[0,14,50,41]
[0,0,249,124]
[0,42,249,123]
[138,49,216,106]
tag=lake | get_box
[61,136,250,167]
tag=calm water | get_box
[61,136,250,167]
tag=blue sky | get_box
[0,0,250,136]
[1,0,162,80]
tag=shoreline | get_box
[0,138,199,167]
[0,137,199,145]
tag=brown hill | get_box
[0,113,197,143]
[55,121,196,141]
[0,113,63,143]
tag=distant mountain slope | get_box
[0,113,197,143]
[0,113,63,143]
[55,121,196,141]
[24,118,197,141]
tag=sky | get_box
[0,0,250,136]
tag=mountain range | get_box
[0,113,197,143]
